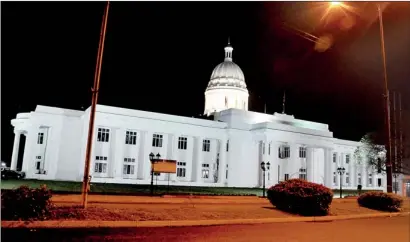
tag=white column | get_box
[10,131,22,170]
[114,128,125,178]
[290,143,300,179]
[306,147,314,182]
[324,148,333,187]
[195,137,203,182]
[218,139,227,184]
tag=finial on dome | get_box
[224,39,233,62]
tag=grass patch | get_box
[1,179,263,196]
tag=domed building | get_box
[7,39,388,196]
[204,42,249,116]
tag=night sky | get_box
[2,2,410,162]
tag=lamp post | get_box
[337,167,346,198]
[328,2,393,193]
[149,152,161,196]
[260,161,271,198]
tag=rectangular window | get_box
[299,147,307,158]
[202,139,210,152]
[94,163,107,173]
[37,133,44,144]
[299,168,307,180]
[226,140,229,152]
[262,143,265,154]
[177,162,186,177]
[202,163,210,168]
[36,161,41,170]
[346,154,350,164]
[178,137,187,150]
[123,158,136,175]
[368,174,373,185]
[152,134,163,147]
[358,173,362,185]
[279,145,290,159]
[377,159,382,173]
[202,169,209,178]
[378,178,382,187]
[333,153,337,163]
[268,143,271,155]
[345,172,350,184]
[284,173,289,181]
[177,168,186,177]
[125,131,137,145]
[333,172,337,184]
[97,128,110,142]
[95,156,108,173]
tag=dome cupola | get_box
[204,39,249,116]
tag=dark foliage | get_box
[357,191,403,212]
[1,185,53,221]
[267,179,333,216]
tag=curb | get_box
[2,212,409,229]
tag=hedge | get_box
[267,179,333,216]
[357,191,403,212]
[1,185,53,221]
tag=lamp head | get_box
[149,152,154,161]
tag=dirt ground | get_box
[46,195,410,221]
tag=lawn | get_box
[0,179,263,196]
[1,179,379,197]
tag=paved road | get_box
[2,216,409,242]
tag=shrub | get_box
[1,185,53,221]
[267,179,333,216]
[357,191,403,212]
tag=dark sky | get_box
[2,2,410,162]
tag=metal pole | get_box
[339,171,343,198]
[263,170,266,198]
[377,3,393,193]
[150,165,154,196]
[398,93,403,174]
[81,1,110,209]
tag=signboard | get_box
[152,159,177,173]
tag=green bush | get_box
[267,179,333,216]
[1,185,53,221]
[357,191,403,212]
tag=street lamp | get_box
[337,167,346,198]
[327,1,393,193]
[260,161,271,198]
[149,152,161,196]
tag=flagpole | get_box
[81,1,110,209]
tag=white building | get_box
[9,43,387,192]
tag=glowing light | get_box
[330,1,342,7]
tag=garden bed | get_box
[16,196,407,222]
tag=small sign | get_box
[152,159,177,173]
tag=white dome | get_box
[206,45,247,91]
[204,42,249,116]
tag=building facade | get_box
[9,43,387,192]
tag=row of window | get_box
[332,172,382,186]
[332,153,351,164]
[97,129,224,153]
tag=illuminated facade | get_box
[9,43,387,192]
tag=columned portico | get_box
[10,130,22,170]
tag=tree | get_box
[354,132,386,173]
